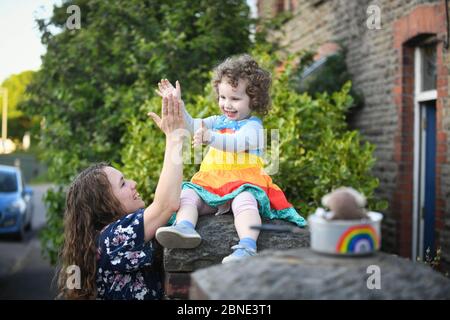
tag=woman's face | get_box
[103,166,145,214]
[218,77,251,121]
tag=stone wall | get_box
[190,248,450,299]
[257,0,450,271]
[163,214,310,299]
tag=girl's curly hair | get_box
[212,54,272,115]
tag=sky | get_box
[0,0,257,84]
[0,0,63,83]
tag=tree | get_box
[21,0,253,264]
[1,71,35,141]
[1,71,34,118]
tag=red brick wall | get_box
[257,0,450,269]
[164,272,191,299]
[392,3,448,257]
[435,42,449,258]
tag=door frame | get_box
[412,46,437,262]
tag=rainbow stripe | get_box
[191,147,293,211]
[335,225,380,253]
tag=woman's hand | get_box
[148,94,185,137]
[143,95,185,242]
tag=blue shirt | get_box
[183,109,265,156]
[96,208,163,300]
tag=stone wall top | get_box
[190,248,450,299]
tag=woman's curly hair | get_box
[56,162,124,300]
[212,54,272,115]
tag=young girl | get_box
[155,54,306,263]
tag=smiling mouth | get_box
[134,192,141,200]
[224,109,237,117]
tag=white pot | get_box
[308,209,383,256]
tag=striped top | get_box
[181,109,306,227]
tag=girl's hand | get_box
[156,79,182,101]
[156,79,186,117]
[148,94,185,137]
[193,121,211,147]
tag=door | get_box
[413,43,437,262]
[419,101,436,259]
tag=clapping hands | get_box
[155,79,211,148]
[147,94,184,137]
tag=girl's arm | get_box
[183,107,217,134]
[144,95,185,241]
[206,120,264,153]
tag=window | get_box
[276,0,284,14]
[420,44,436,91]
[275,0,297,14]
[0,171,18,192]
[313,0,326,7]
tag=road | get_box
[0,184,57,299]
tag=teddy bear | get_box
[321,187,369,220]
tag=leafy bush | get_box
[39,186,66,265]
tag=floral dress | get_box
[96,208,163,300]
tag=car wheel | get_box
[25,217,32,231]
[14,220,26,241]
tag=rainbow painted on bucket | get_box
[335,225,380,253]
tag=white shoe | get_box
[155,224,202,248]
[222,244,257,263]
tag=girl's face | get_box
[103,166,144,214]
[218,78,251,121]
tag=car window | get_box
[0,171,18,192]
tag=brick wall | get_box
[392,3,449,263]
[257,0,450,270]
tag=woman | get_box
[57,94,185,299]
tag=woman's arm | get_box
[144,95,185,241]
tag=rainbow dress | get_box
[178,113,306,227]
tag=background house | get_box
[257,0,450,271]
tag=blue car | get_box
[0,165,34,240]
